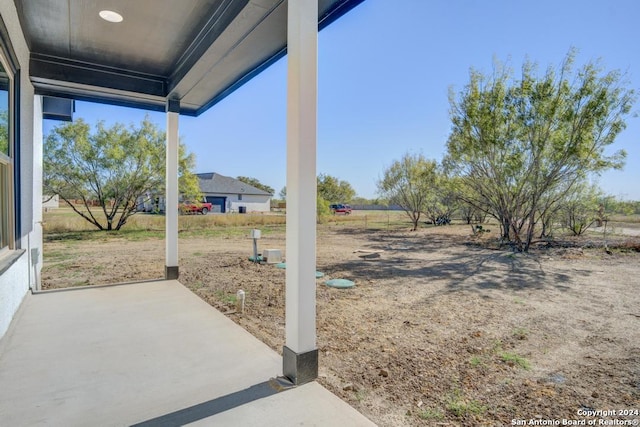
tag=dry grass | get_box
[43,207,410,234]
[43,207,288,233]
[609,214,640,223]
[43,209,104,233]
[324,210,410,230]
[178,212,286,230]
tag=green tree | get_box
[423,167,458,225]
[561,182,601,236]
[612,199,640,215]
[377,153,438,231]
[317,173,355,203]
[317,195,331,223]
[350,196,387,207]
[177,145,201,202]
[0,110,8,154]
[535,181,572,238]
[236,176,274,195]
[281,177,355,204]
[593,194,635,226]
[44,117,201,231]
[445,50,634,251]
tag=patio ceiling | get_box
[13,0,365,116]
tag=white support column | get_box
[31,95,43,291]
[283,0,318,385]
[165,99,180,280]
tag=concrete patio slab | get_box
[0,280,375,426]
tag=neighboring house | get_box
[42,195,59,209]
[197,172,272,213]
[135,174,271,214]
[136,192,165,213]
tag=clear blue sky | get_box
[43,0,640,200]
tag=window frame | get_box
[0,15,18,255]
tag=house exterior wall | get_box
[0,2,38,338]
[0,254,28,338]
[137,193,165,213]
[138,193,271,214]
[221,194,270,213]
[42,195,59,209]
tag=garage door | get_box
[205,196,226,213]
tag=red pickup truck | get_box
[330,204,352,214]
[179,201,213,215]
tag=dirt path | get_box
[42,225,640,426]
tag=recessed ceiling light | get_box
[99,10,123,23]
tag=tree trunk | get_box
[411,212,420,231]
[501,217,510,241]
[539,215,552,238]
[523,220,535,252]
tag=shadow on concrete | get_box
[131,380,282,426]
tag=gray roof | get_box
[197,173,272,196]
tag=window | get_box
[238,194,242,201]
[0,19,16,253]
[0,62,7,155]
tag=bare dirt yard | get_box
[42,219,640,426]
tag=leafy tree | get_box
[535,182,571,238]
[350,196,388,207]
[44,117,201,231]
[274,185,330,221]
[236,176,274,195]
[448,176,489,225]
[0,110,8,154]
[445,50,634,251]
[350,196,368,206]
[178,145,201,201]
[561,182,601,235]
[317,173,355,203]
[458,202,475,225]
[377,153,438,231]
[592,194,635,226]
[424,168,458,225]
[278,179,357,205]
[612,199,640,215]
[317,195,331,223]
